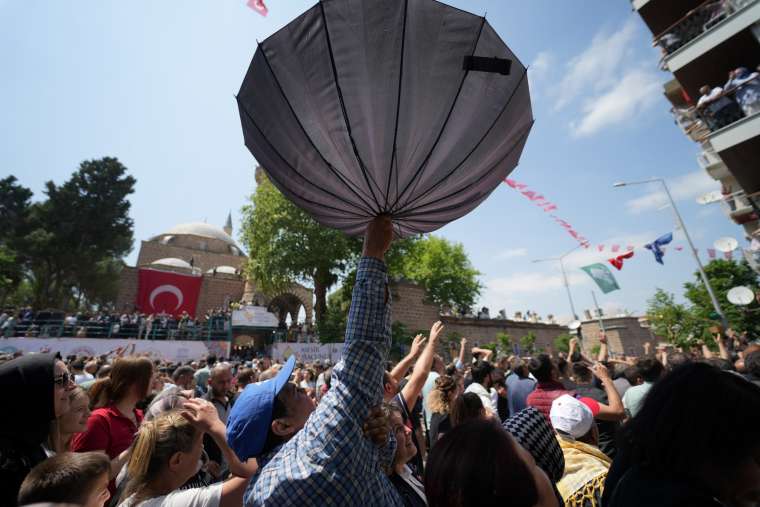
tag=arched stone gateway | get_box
[243,279,314,326]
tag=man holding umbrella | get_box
[248,216,403,506]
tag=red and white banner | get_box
[137,269,203,318]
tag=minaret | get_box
[223,212,233,236]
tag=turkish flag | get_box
[136,269,203,317]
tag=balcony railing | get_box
[1,317,232,341]
[653,0,751,58]
[721,190,760,223]
[689,73,760,138]
[697,148,723,169]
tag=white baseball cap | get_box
[550,394,595,439]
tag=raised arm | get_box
[389,334,426,383]
[181,398,255,507]
[400,322,444,409]
[590,363,625,421]
[456,337,467,370]
[598,334,609,363]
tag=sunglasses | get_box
[53,372,73,386]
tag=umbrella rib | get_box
[383,0,409,212]
[256,43,377,217]
[389,16,486,214]
[393,122,533,219]
[396,67,529,213]
[319,0,383,213]
[238,98,369,219]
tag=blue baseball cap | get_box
[227,355,296,461]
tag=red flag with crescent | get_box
[136,268,202,317]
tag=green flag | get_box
[581,263,620,294]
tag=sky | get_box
[1,0,743,323]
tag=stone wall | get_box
[136,240,246,273]
[116,266,245,318]
[390,279,568,359]
[580,317,656,357]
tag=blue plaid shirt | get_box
[248,257,403,506]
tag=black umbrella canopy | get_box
[237,0,533,237]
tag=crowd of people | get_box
[0,306,233,340]
[697,65,760,131]
[2,217,760,506]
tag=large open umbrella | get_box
[237,0,533,237]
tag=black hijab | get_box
[0,353,57,441]
[0,353,57,506]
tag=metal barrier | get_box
[2,317,232,341]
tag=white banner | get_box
[231,306,279,328]
[0,337,230,362]
[270,342,343,363]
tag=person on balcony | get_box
[725,66,760,117]
[697,84,743,130]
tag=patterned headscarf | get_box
[503,406,565,483]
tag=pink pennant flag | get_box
[626,245,635,251]
[611,245,620,253]
[597,245,605,252]
[542,204,557,212]
[708,248,716,259]
[724,251,733,260]
[247,0,268,16]
[675,246,683,251]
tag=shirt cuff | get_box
[357,256,388,278]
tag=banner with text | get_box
[269,342,343,363]
[0,337,230,362]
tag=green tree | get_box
[0,176,33,304]
[553,333,573,354]
[401,236,481,313]
[645,288,700,348]
[684,259,760,336]
[241,172,361,324]
[496,331,512,355]
[520,331,537,355]
[21,158,135,309]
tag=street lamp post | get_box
[613,178,728,329]
[532,245,582,321]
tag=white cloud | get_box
[528,51,553,93]
[485,271,589,296]
[494,247,528,260]
[571,68,661,137]
[553,18,639,111]
[625,170,719,214]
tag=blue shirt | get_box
[248,257,403,506]
[506,373,536,414]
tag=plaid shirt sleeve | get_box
[248,257,402,506]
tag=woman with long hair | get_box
[604,362,760,506]
[0,353,75,506]
[73,357,154,493]
[49,386,91,453]
[120,398,253,507]
[450,391,485,427]
[425,419,558,507]
[425,374,460,443]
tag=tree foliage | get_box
[400,236,481,313]
[553,333,573,354]
[3,159,135,310]
[520,331,537,355]
[684,259,760,336]
[646,260,760,348]
[241,172,361,324]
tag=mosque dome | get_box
[161,222,236,245]
[151,257,193,269]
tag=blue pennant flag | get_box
[645,232,673,265]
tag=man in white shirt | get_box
[464,360,497,416]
